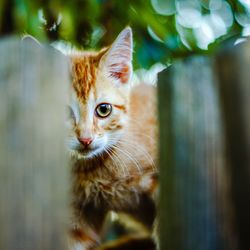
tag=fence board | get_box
[158,56,233,250]
[215,41,250,250]
[0,37,69,250]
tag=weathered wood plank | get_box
[215,40,250,250]
[0,37,69,250]
[158,56,231,250]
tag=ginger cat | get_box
[67,27,158,250]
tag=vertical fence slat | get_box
[158,57,230,250]
[0,37,69,250]
[216,41,250,250]
[158,67,180,250]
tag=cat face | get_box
[67,27,132,159]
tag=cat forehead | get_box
[71,56,120,104]
[71,55,99,102]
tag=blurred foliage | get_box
[0,0,249,68]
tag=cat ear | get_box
[100,27,133,86]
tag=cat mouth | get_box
[78,147,93,154]
[74,146,103,159]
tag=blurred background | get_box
[0,1,250,250]
[0,0,250,69]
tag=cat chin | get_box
[69,148,104,160]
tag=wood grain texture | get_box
[0,37,70,250]
[215,40,250,250]
[158,56,233,250]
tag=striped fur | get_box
[71,49,108,101]
[67,27,158,250]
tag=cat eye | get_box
[95,103,112,118]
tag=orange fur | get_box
[71,49,108,101]
[67,28,158,250]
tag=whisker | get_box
[118,138,157,172]
[105,146,128,176]
[107,137,157,172]
[110,143,142,174]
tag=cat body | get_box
[67,28,158,250]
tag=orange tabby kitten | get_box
[67,27,158,250]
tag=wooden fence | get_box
[0,37,69,250]
[0,36,249,250]
[158,39,250,250]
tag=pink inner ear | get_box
[109,63,130,84]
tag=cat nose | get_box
[78,137,93,147]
